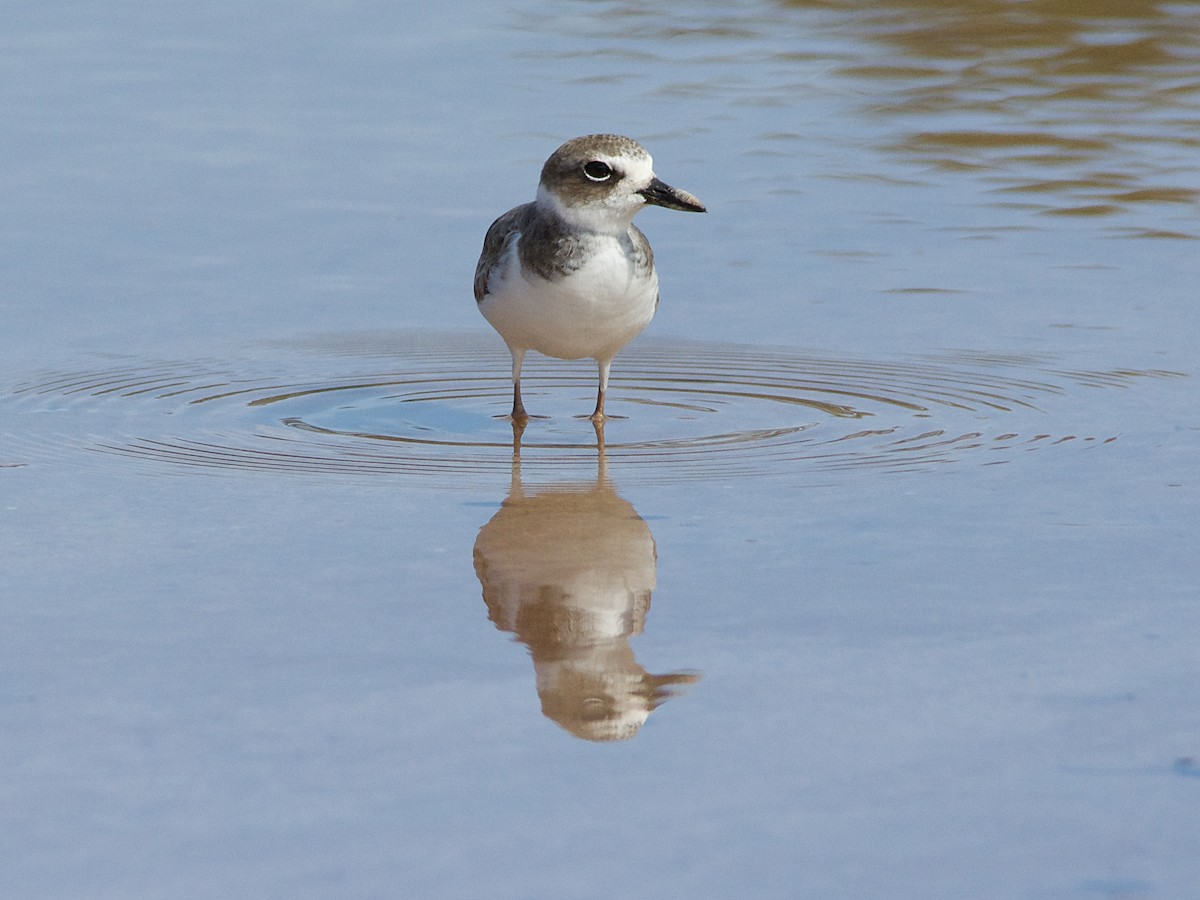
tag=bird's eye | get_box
[583,160,613,182]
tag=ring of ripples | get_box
[3,332,1171,485]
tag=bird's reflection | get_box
[473,425,699,742]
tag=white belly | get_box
[479,238,659,361]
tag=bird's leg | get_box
[509,347,529,424]
[589,382,606,424]
[588,357,624,423]
[511,381,529,424]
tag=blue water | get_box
[2,2,1198,898]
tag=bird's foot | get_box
[494,412,548,422]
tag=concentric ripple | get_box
[1,332,1178,485]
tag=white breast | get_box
[480,235,659,362]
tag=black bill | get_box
[639,177,706,213]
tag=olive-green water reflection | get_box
[473,434,699,742]
[787,0,1200,222]
[545,0,1200,231]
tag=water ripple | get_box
[1,333,1179,486]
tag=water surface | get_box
[2,2,1197,898]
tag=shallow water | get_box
[2,2,1198,898]
[3,333,1174,483]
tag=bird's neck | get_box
[535,184,635,237]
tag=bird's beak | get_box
[639,177,706,213]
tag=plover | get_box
[474,134,705,424]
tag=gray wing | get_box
[628,223,658,308]
[474,204,531,303]
[628,224,655,278]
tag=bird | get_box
[473,134,705,425]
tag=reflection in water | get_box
[473,432,698,742]
[804,0,1200,220]
[535,0,1200,231]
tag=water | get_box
[2,2,1198,898]
[2,334,1169,482]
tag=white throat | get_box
[535,183,640,236]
